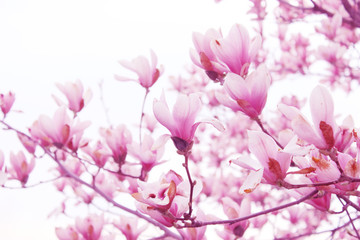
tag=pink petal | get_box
[239,168,264,194]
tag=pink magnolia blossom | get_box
[190,28,227,83]
[75,214,104,240]
[133,170,201,227]
[113,216,147,240]
[82,141,111,168]
[115,50,163,89]
[54,79,92,114]
[221,197,251,237]
[153,92,224,152]
[9,151,35,184]
[55,226,79,240]
[279,85,341,150]
[247,131,291,184]
[211,24,261,77]
[29,107,90,150]
[127,134,164,174]
[216,64,271,119]
[100,124,132,165]
[0,91,15,117]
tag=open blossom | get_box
[29,107,90,150]
[100,124,132,165]
[153,92,224,151]
[115,50,163,89]
[222,197,251,237]
[239,131,291,185]
[53,79,92,114]
[190,28,227,83]
[113,216,147,240]
[128,134,164,174]
[216,64,271,119]
[211,24,261,77]
[133,170,202,227]
[0,91,15,117]
[279,85,343,150]
[75,214,104,240]
[9,151,35,184]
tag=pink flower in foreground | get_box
[9,151,35,184]
[211,24,261,77]
[75,214,104,240]
[279,85,340,150]
[115,50,164,89]
[247,131,291,184]
[54,79,92,114]
[216,64,271,119]
[153,92,224,152]
[29,107,90,150]
[190,28,227,83]
[0,91,15,117]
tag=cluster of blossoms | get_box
[2,0,360,239]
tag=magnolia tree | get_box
[2,0,360,239]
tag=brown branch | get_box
[337,195,360,239]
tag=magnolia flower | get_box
[190,28,227,83]
[55,226,79,240]
[9,151,35,184]
[29,107,90,150]
[222,197,251,237]
[0,91,15,117]
[279,85,340,150]
[53,79,92,114]
[113,216,147,240]
[216,64,271,119]
[153,92,224,152]
[211,23,261,77]
[100,125,132,165]
[75,214,104,240]
[115,50,163,89]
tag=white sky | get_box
[0,0,253,239]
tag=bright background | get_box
[0,0,253,239]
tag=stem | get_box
[337,196,360,239]
[183,152,195,220]
[254,117,284,149]
[139,88,150,145]
[189,190,318,228]
[0,120,182,240]
[52,151,182,240]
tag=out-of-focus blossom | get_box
[29,107,90,151]
[75,214,104,240]
[54,79,92,114]
[0,91,15,117]
[113,215,147,240]
[55,225,79,240]
[115,50,163,89]
[153,92,224,152]
[128,134,164,175]
[100,124,132,165]
[9,151,35,184]
[221,197,251,237]
[216,64,271,119]
[82,141,111,168]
